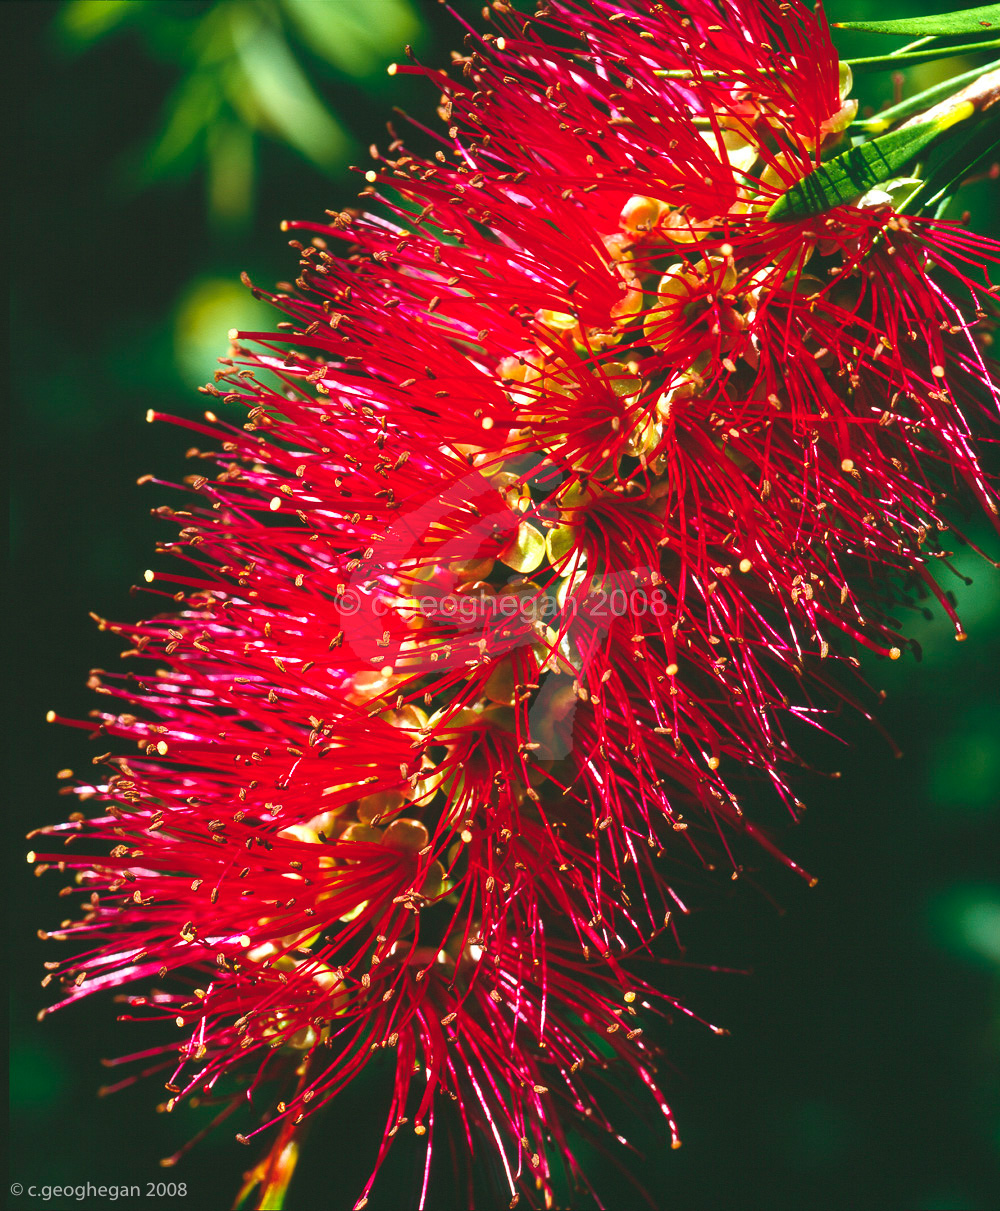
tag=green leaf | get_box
[57,0,136,46]
[834,4,1000,37]
[206,120,255,229]
[920,107,1000,212]
[766,105,975,221]
[281,0,419,79]
[143,71,223,181]
[228,10,348,170]
[854,59,1000,131]
[846,37,1000,71]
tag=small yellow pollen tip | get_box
[144,570,155,584]
[145,409,156,424]
[27,851,36,863]
[889,646,902,660]
[738,558,752,573]
[624,990,636,1003]
[841,458,854,473]
[365,170,378,183]
[387,62,398,75]
[46,710,56,723]
[156,741,169,756]
[269,497,282,512]
[228,328,240,341]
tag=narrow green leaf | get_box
[854,59,1000,131]
[228,13,348,170]
[847,37,1000,72]
[143,72,223,181]
[920,108,1000,211]
[206,121,255,229]
[834,4,1000,37]
[766,105,974,221]
[57,0,135,47]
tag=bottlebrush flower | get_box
[34,1,999,1208]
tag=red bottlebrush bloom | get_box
[34,2,999,1208]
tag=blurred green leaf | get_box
[144,70,224,181]
[228,8,347,169]
[207,119,256,226]
[930,885,1000,964]
[53,0,423,226]
[283,0,419,77]
[174,276,274,388]
[928,716,1000,816]
[835,5,1000,37]
[58,0,138,47]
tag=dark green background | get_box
[8,2,999,1208]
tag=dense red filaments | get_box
[35,1,998,1207]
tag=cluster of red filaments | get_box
[33,2,998,1208]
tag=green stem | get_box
[847,38,1000,71]
[898,65,1000,128]
[890,35,939,57]
[853,59,1000,132]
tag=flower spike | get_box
[36,2,999,1208]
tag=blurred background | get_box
[7,1,999,1208]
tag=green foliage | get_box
[58,0,138,42]
[283,0,418,76]
[173,276,274,388]
[834,3,1000,37]
[56,0,420,228]
[920,104,1000,213]
[766,105,975,220]
[773,4,1000,223]
[846,36,1000,70]
[853,59,999,130]
[929,885,1000,965]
